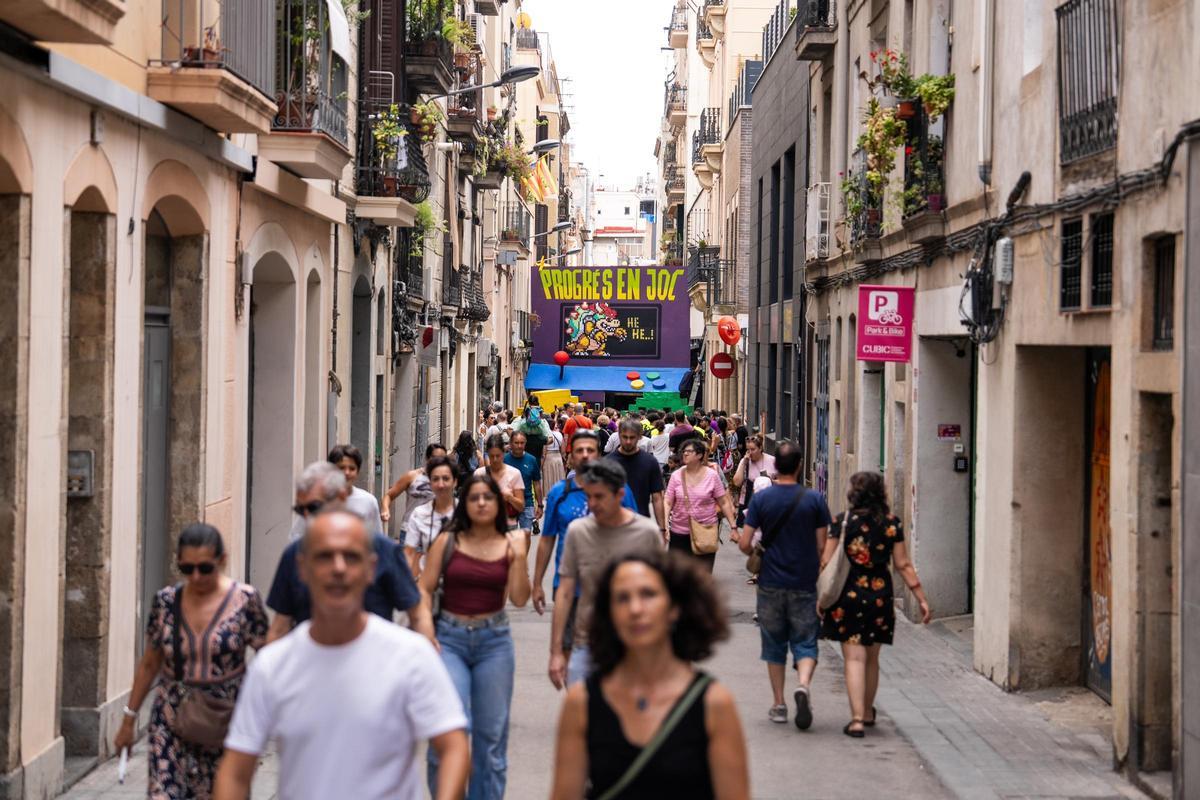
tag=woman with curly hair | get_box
[820,471,931,738]
[550,551,749,800]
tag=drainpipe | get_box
[831,0,850,202]
[977,0,995,185]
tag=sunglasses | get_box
[178,562,217,576]
[293,500,326,517]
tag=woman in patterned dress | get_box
[114,523,269,798]
[820,472,930,738]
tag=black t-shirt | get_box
[735,425,749,451]
[605,449,665,517]
[266,534,420,622]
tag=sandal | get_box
[843,720,865,738]
[864,706,877,727]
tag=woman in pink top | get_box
[663,439,738,573]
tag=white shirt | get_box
[404,499,455,559]
[225,616,466,800]
[649,433,671,465]
[346,486,385,536]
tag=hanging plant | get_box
[409,200,447,259]
[411,101,444,143]
[371,104,407,165]
[914,73,956,121]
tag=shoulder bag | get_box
[816,514,852,609]
[170,584,236,750]
[745,485,806,576]
[594,673,714,800]
[679,471,721,555]
[431,529,458,619]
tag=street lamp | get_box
[531,220,573,239]
[529,138,560,155]
[425,65,540,100]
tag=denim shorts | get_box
[757,586,820,665]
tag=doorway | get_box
[350,275,372,483]
[1083,348,1112,702]
[914,337,974,618]
[247,256,296,590]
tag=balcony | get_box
[500,201,532,255]
[846,149,882,263]
[0,0,125,44]
[796,0,837,61]
[405,8,455,96]
[901,107,946,244]
[699,107,722,173]
[461,268,491,322]
[397,228,426,307]
[258,0,351,179]
[805,182,831,263]
[661,238,684,267]
[515,27,540,51]
[668,6,689,48]
[148,0,277,134]
[446,92,483,143]
[701,0,726,38]
[696,16,716,67]
[355,106,429,227]
[665,84,688,130]
[665,166,685,202]
[441,249,462,312]
[691,131,713,189]
[475,0,502,16]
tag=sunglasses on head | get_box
[292,500,326,517]
[178,562,217,576]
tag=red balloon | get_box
[553,350,570,367]
[718,316,740,346]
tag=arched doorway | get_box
[140,205,207,640]
[303,269,323,464]
[247,254,297,589]
[350,274,372,486]
[62,185,116,761]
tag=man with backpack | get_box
[737,442,831,731]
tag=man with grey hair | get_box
[548,459,662,688]
[266,462,433,644]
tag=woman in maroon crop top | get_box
[419,473,530,800]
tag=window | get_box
[1090,212,1114,307]
[1056,0,1119,163]
[624,206,630,215]
[756,178,765,306]
[846,314,856,455]
[768,345,778,432]
[1060,218,1083,310]
[1152,236,1175,350]
[781,345,793,440]
[769,163,780,304]
[782,147,796,300]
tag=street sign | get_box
[857,284,914,362]
[709,352,735,379]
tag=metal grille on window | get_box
[1152,236,1175,350]
[1060,218,1083,310]
[1090,212,1114,308]
[1055,0,1119,163]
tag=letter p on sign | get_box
[868,290,898,322]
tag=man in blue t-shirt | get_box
[265,462,433,646]
[533,430,636,621]
[504,431,542,534]
[739,442,831,731]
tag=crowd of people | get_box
[113,396,929,799]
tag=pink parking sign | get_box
[857,285,914,362]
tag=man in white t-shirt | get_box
[214,510,468,800]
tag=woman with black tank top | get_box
[420,473,530,800]
[550,551,750,800]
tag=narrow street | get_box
[60,540,1147,800]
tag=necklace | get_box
[635,696,649,712]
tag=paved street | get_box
[59,536,1154,799]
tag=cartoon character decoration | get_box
[563,302,627,357]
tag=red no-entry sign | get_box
[709,352,735,379]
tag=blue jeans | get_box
[757,587,820,665]
[427,613,515,800]
[517,505,534,531]
[567,644,592,687]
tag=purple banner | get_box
[531,265,691,368]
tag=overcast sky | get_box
[519,0,670,190]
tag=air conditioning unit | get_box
[467,14,486,49]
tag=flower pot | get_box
[926,193,946,212]
[896,99,917,120]
[381,176,400,197]
[454,52,472,68]
[878,94,898,110]
[184,46,221,65]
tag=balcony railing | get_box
[501,201,532,249]
[902,107,945,218]
[665,166,685,194]
[847,149,882,244]
[1056,0,1119,163]
[665,84,687,117]
[397,229,425,297]
[727,60,762,130]
[158,0,275,98]
[663,239,684,266]
[356,106,430,201]
[799,0,836,29]
[515,28,540,50]
[668,6,689,45]
[687,245,719,291]
[805,182,831,261]
[274,0,348,144]
[699,107,722,146]
[710,258,737,308]
[762,0,792,60]
[696,15,713,40]
[461,268,491,321]
[441,237,461,308]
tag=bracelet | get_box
[908,582,922,591]
[122,705,138,719]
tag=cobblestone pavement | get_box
[59,536,1148,799]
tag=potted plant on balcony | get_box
[407,0,452,54]
[443,17,476,68]
[184,23,223,65]
[411,101,444,142]
[914,74,956,121]
[372,104,408,195]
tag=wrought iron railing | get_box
[669,6,688,42]
[762,0,793,59]
[1055,0,1119,163]
[274,0,348,145]
[501,201,532,249]
[441,237,461,307]
[663,239,684,266]
[691,131,702,164]
[799,0,836,29]
[699,107,722,146]
[902,106,945,218]
[727,60,762,130]
[356,104,430,201]
[665,84,687,117]
[847,149,882,244]
[696,15,713,40]
[158,0,275,98]
[687,245,719,291]
[663,141,678,167]
[665,166,685,194]
[710,258,737,307]
[515,28,540,50]
[461,268,490,321]
[397,228,425,297]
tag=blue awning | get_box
[525,364,689,393]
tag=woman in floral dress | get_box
[114,523,269,798]
[820,472,930,738]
